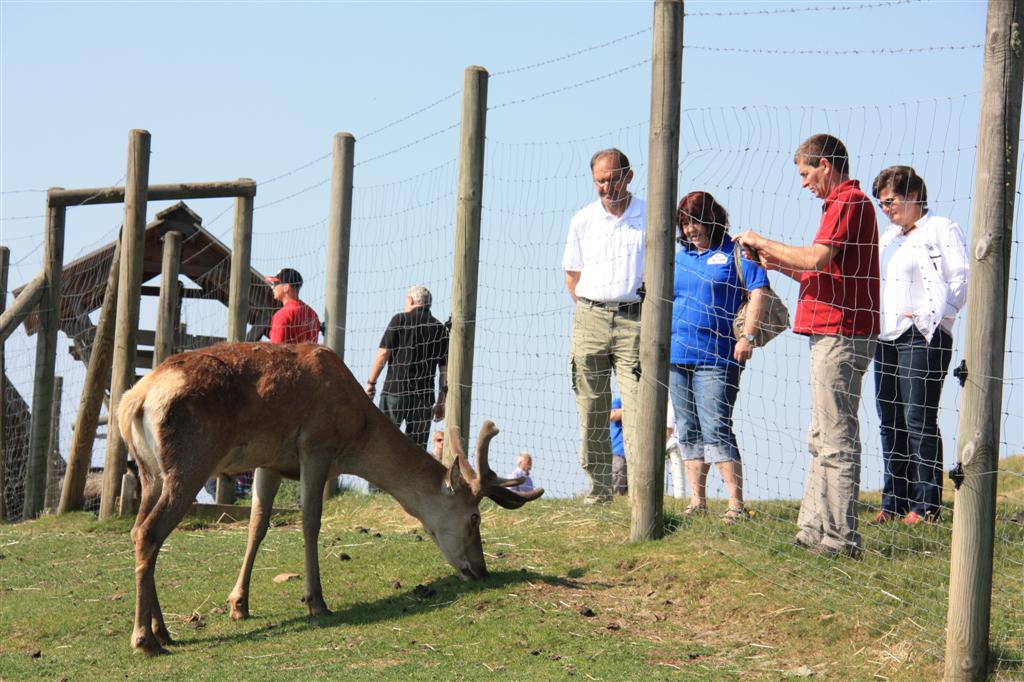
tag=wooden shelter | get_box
[3,202,280,519]
[13,202,278,368]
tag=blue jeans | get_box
[669,363,742,464]
[874,327,952,517]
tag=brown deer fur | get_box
[118,342,542,656]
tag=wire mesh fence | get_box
[1,1,1020,673]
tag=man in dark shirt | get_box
[365,285,448,450]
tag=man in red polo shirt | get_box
[737,134,879,559]
[266,268,321,345]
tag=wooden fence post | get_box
[23,192,66,519]
[215,182,254,505]
[631,0,684,542]
[325,133,354,356]
[99,130,151,519]
[58,238,120,513]
[43,376,63,512]
[944,0,1023,678]
[0,245,8,521]
[153,231,182,368]
[444,66,488,462]
[324,132,355,500]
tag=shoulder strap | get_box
[732,243,748,290]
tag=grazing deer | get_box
[117,342,543,656]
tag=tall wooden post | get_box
[631,0,684,542]
[323,133,355,500]
[23,192,66,519]
[945,1,1023,679]
[153,231,182,368]
[58,239,121,513]
[325,133,354,356]
[444,66,488,461]
[0,246,8,521]
[216,182,255,505]
[227,181,255,344]
[99,129,151,520]
[43,376,63,511]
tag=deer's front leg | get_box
[299,453,332,617]
[228,467,282,620]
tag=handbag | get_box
[732,246,790,347]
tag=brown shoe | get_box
[868,510,899,526]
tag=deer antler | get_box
[444,421,544,508]
[474,420,544,509]
[444,424,477,493]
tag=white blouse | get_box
[878,212,969,342]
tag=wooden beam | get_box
[48,179,257,207]
[0,272,44,342]
[58,238,121,514]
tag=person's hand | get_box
[735,231,766,261]
[364,382,376,399]
[432,401,445,421]
[734,337,754,362]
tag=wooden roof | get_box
[13,202,277,343]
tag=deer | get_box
[117,342,543,656]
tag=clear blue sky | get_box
[2,1,1019,498]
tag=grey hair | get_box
[590,148,631,172]
[407,284,432,307]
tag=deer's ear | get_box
[444,459,463,496]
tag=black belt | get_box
[578,297,642,314]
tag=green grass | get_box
[1,458,1021,681]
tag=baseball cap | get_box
[265,268,303,286]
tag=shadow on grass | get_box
[184,568,577,649]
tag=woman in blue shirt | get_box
[671,192,769,523]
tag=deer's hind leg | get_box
[131,469,175,646]
[299,448,335,616]
[129,474,203,656]
[228,467,282,620]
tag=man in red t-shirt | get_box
[266,268,321,345]
[737,134,879,559]
[224,267,319,496]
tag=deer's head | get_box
[419,421,543,580]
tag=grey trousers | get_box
[796,334,877,552]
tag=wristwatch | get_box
[741,333,756,346]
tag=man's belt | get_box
[578,297,642,313]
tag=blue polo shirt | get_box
[610,396,625,458]
[671,236,769,366]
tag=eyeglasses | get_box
[877,197,898,209]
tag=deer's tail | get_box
[117,381,156,479]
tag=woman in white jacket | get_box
[870,166,968,525]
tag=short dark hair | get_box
[676,191,730,250]
[590,148,631,173]
[872,165,929,210]
[794,134,850,176]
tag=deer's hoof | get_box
[303,595,332,617]
[229,597,250,621]
[132,631,170,657]
[153,627,175,647]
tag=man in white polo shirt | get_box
[562,148,646,504]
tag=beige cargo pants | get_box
[570,301,641,500]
